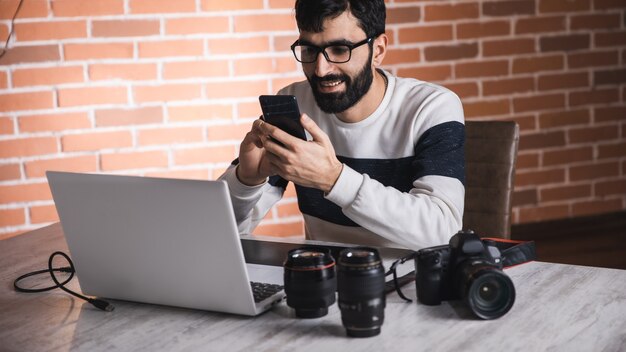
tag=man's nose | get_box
[314,50,334,77]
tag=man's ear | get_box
[372,33,388,67]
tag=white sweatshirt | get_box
[219,70,465,250]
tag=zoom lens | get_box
[337,247,386,337]
[283,247,336,318]
[459,263,515,320]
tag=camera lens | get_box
[337,247,386,338]
[283,247,336,318]
[460,264,515,320]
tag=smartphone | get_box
[259,95,307,141]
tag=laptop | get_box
[46,171,286,316]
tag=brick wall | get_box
[1,0,625,240]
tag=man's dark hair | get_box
[294,0,386,38]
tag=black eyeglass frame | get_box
[290,35,378,64]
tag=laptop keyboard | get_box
[250,282,284,303]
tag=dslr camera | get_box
[416,230,515,319]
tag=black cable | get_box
[0,0,25,59]
[13,251,114,311]
[384,252,416,302]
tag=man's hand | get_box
[236,119,274,186]
[260,114,343,193]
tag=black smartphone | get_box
[259,95,307,141]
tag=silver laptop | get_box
[46,171,285,316]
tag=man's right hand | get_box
[236,119,273,186]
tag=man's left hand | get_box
[260,114,343,193]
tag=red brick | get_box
[457,21,510,39]
[598,142,626,159]
[0,117,13,134]
[64,42,134,61]
[0,137,55,158]
[58,86,128,107]
[138,127,204,146]
[61,131,133,152]
[12,66,84,87]
[0,91,54,112]
[0,0,47,19]
[456,60,509,78]
[0,183,52,203]
[515,168,566,187]
[96,107,163,127]
[424,43,478,62]
[234,14,296,33]
[483,1,536,16]
[0,45,60,65]
[168,104,233,122]
[541,184,591,202]
[442,82,479,99]
[515,16,566,34]
[540,34,590,52]
[384,48,421,65]
[89,63,158,81]
[30,205,58,224]
[205,80,269,99]
[519,130,566,150]
[424,3,479,21]
[165,17,230,35]
[52,0,124,16]
[483,38,535,57]
[19,112,91,132]
[398,25,453,43]
[595,179,626,197]
[572,199,623,217]
[512,189,538,207]
[539,109,590,128]
[138,40,204,58]
[569,88,619,107]
[569,125,618,144]
[15,21,86,41]
[234,57,297,76]
[516,152,540,169]
[163,60,230,80]
[0,70,8,89]
[543,146,594,166]
[594,68,626,86]
[538,72,589,91]
[539,0,591,13]
[207,124,249,142]
[24,155,97,178]
[92,20,160,37]
[201,0,264,11]
[0,208,25,227]
[594,106,626,123]
[276,202,302,218]
[130,0,195,14]
[387,6,421,24]
[571,14,621,30]
[508,115,537,131]
[513,55,564,74]
[463,99,510,118]
[101,151,169,171]
[398,65,453,82]
[0,164,21,181]
[133,84,202,103]
[594,0,625,9]
[513,93,566,113]
[174,146,236,165]
[570,161,620,181]
[518,204,570,223]
[483,77,535,96]
[595,31,626,47]
[208,37,271,55]
[568,51,619,69]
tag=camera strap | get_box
[385,238,536,303]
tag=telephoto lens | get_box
[283,247,336,318]
[337,247,386,338]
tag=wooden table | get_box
[1,223,624,351]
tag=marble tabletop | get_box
[1,223,624,352]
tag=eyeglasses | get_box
[290,36,375,64]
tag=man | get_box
[219,0,465,250]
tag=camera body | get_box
[416,230,515,319]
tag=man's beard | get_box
[307,58,374,114]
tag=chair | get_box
[463,121,520,239]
